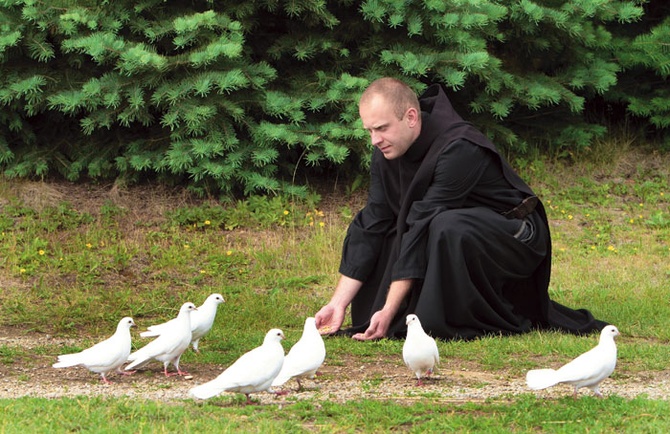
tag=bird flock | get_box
[52,297,620,404]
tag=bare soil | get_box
[1,326,669,405]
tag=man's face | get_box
[359,94,420,160]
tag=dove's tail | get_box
[526,368,560,390]
[139,330,161,338]
[124,353,151,371]
[271,372,291,387]
[52,354,82,368]
[189,382,224,400]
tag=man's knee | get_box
[428,209,476,240]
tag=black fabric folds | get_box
[339,84,606,339]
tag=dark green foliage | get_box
[0,0,668,195]
[608,0,670,147]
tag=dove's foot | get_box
[124,369,137,375]
[165,370,190,377]
[273,389,290,396]
[100,376,113,384]
[244,394,258,405]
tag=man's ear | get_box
[405,107,420,128]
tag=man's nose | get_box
[370,131,383,147]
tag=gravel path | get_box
[2,331,669,405]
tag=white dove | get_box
[140,293,225,353]
[189,328,285,404]
[526,325,620,398]
[53,317,135,384]
[271,317,326,391]
[403,314,439,386]
[125,302,197,377]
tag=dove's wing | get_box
[53,317,134,376]
[554,344,615,386]
[190,343,284,399]
[191,294,223,339]
[403,333,438,374]
[190,329,284,400]
[127,328,189,368]
[140,318,176,338]
[54,336,122,371]
[271,337,325,386]
[126,304,194,370]
[526,347,605,390]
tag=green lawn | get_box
[1,146,669,432]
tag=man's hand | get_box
[352,309,393,341]
[314,304,345,335]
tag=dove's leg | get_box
[413,372,425,386]
[116,368,133,376]
[100,374,113,384]
[164,358,189,377]
[192,340,201,353]
[590,386,604,398]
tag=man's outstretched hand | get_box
[352,309,393,341]
[314,304,345,335]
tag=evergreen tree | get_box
[0,0,666,196]
[608,0,670,147]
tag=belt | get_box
[501,196,538,220]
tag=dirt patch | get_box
[1,328,669,405]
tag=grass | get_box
[1,144,670,432]
[1,395,669,433]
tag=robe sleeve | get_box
[339,153,395,281]
[391,139,491,281]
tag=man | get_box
[314,77,605,341]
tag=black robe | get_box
[339,84,606,339]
